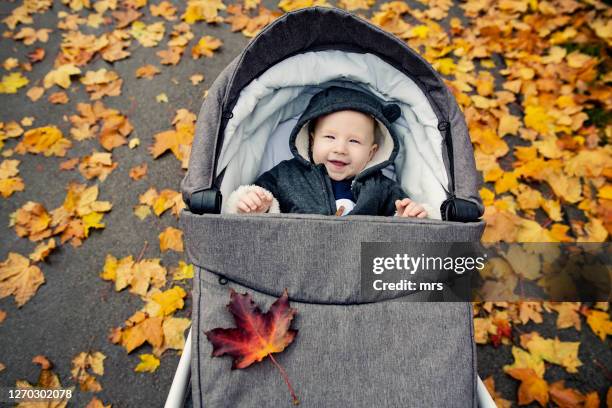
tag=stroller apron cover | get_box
[180,6,485,408]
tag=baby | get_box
[225,86,429,218]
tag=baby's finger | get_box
[408,205,424,217]
[403,202,416,214]
[255,190,269,201]
[417,211,427,218]
[257,201,271,212]
[237,202,251,213]
[249,193,263,207]
[243,195,259,210]
[400,198,412,207]
[401,202,417,217]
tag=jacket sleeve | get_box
[380,180,408,216]
[253,166,280,198]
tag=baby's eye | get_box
[349,139,361,144]
[324,135,335,139]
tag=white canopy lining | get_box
[217,50,450,218]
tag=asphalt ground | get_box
[0,0,610,407]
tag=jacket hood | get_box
[288,86,402,180]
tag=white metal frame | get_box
[165,328,497,408]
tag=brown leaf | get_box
[544,302,581,330]
[100,29,131,62]
[157,47,183,65]
[152,316,191,356]
[99,114,132,150]
[10,201,53,241]
[14,27,52,45]
[129,163,147,180]
[26,86,44,101]
[17,358,69,408]
[189,74,204,85]
[112,8,141,28]
[81,69,122,100]
[549,381,585,408]
[0,252,45,307]
[0,159,24,198]
[3,57,18,71]
[29,238,57,262]
[71,351,106,392]
[59,158,80,170]
[78,151,117,181]
[32,355,52,370]
[130,21,165,47]
[48,91,70,104]
[135,64,160,79]
[151,1,177,20]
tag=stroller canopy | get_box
[182,6,483,218]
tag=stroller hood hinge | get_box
[187,188,222,215]
[438,120,480,222]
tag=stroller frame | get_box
[178,6,492,407]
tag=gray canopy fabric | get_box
[180,7,483,216]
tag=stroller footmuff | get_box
[181,6,485,408]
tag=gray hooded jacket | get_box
[226,86,409,216]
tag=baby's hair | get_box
[307,117,318,137]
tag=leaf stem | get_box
[268,353,299,405]
[136,240,148,263]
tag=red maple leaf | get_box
[205,288,299,405]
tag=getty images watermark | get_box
[360,242,611,302]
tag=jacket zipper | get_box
[316,165,336,215]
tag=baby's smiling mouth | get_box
[328,160,348,167]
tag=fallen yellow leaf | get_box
[135,354,160,373]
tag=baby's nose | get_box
[332,141,348,153]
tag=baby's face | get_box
[311,110,378,181]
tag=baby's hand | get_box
[237,190,273,213]
[395,198,427,218]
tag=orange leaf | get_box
[549,380,585,408]
[135,65,160,79]
[505,367,549,406]
[129,163,148,180]
[584,391,600,408]
[159,227,183,252]
[584,309,612,341]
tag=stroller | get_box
[173,6,495,408]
